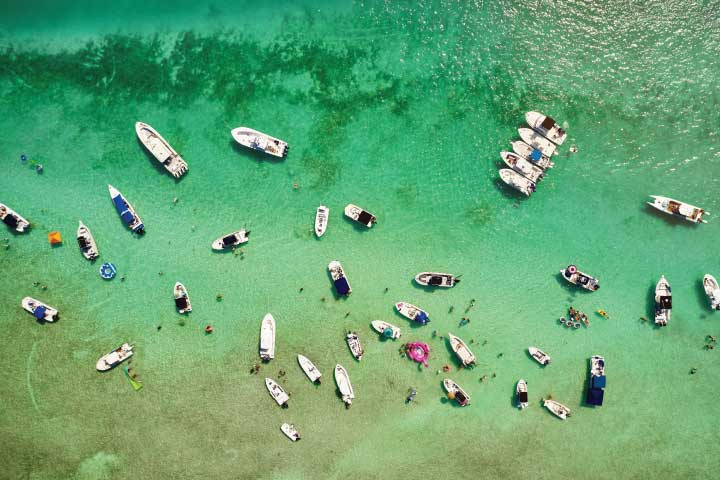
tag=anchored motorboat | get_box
[395,302,430,325]
[96,343,133,371]
[77,221,99,260]
[544,399,571,420]
[231,127,288,158]
[211,230,250,250]
[174,282,192,314]
[499,168,536,196]
[443,378,470,406]
[108,184,144,234]
[329,260,351,296]
[346,331,364,361]
[703,274,720,310]
[654,275,671,326]
[560,264,600,291]
[370,320,401,339]
[511,140,555,169]
[518,128,558,156]
[22,297,58,322]
[500,151,544,183]
[344,204,376,228]
[525,111,567,145]
[315,205,329,237]
[135,122,188,178]
[528,346,551,365]
[334,364,354,408]
[647,195,708,224]
[448,333,476,367]
[266,378,289,407]
[297,354,322,384]
[260,313,276,361]
[414,272,460,288]
[517,379,529,409]
[0,203,30,232]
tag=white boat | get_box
[517,379,529,409]
[334,364,354,408]
[346,332,364,360]
[560,264,600,291]
[414,272,460,288]
[528,346,551,365]
[76,221,99,260]
[281,423,301,441]
[500,151,544,183]
[96,343,133,371]
[443,378,470,406]
[499,168,536,196]
[22,297,58,322]
[231,127,288,158]
[654,275,672,326]
[315,205,329,237]
[260,313,276,361]
[647,195,708,224]
[329,261,351,296]
[590,355,605,377]
[297,354,322,384]
[525,111,567,145]
[108,184,145,234]
[370,320,401,339]
[518,128,557,157]
[265,378,289,407]
[212,230,250,250]
[511,141,555,169]
[703,274,720,311]
[344,204,376,228]
[0,203,30,232]
[395,302,430,325]
[135,122,188,178]
[543,399,571,420]
[448,333,476,367]
[174,282,192,314]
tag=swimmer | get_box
[216,293,223,300]
[157,325,162,331]
[480,375,487,382]
[299,287,304,293]
[172,197,178,204]
[569,145,577,153]
[121,275,126,282]
[690,367,698,374]
[158,271,164,276]
[345,312,351,317]
[448,306,454,313]
[708,335,717,343]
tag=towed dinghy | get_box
[329,261,351,296]
[135,122,188,178]
[544,399,571,420]
[259,313,276,361]
[647,195,708,224]
[174,282,192,314]
[22,297,58,322]
[108,185,144,234]
[560,264,600,291]
[518,128,557,156]
[96,343,133,371]
[231,127,288,158]
[414,272,460,288]
[654,275,671,326]
[525,111,567,145]
[511,141,555,169]
[499,168,536,196]
[443,379,470,406]
[703,274,720,311]
[395,302,430,325]
[344,204,376,228]
[266,378,289,407]
[448,333,476,367]
[297,354,322,384]
[500,151,544,183]
[315,205,329,237]
[212,230,250,250]
[334,364,354,408]
[517,379,529,409]
[0,203,30,233]
[371,320,401,339]
[77,221,99,260]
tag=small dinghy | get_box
[395,302,430,325]
[517,379,529,409]
[266,378,289,408]
[500,151,544,183]
[544,399,571,420]
[443,379,470,406]
[371,320,401,339]
[0,203,30,232]
[108,184,144,234]
[414,272,460,288]
[231,127,288,158]
[135,122,188,178]
[329,261,351,296]
[448,333,476,367]
[259,313,276,361]
[518,128,557,157]
[647,195,708,224]
[334,364,354,408]
[212,230,250,250]
[174,282,192,314]
[344,204,377,228]
[22,297,58,322]
[499,169,536,197]
[560,264,600,291]
[346,332,364,360]
[511,141,555,169]
[315,205,329,238]
[703,274,720,311]
[525,111,567,145]
[654,275,672,326]
[587,355,606,406]
[297,354,322,384]
[281,423,301,441]
[96,343,133,371]
[528,346,551,365]
[77,221,99,260]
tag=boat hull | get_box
[315,205,329,237]
[260,314,276,361]
[647,195,707,224]
[22,297,59,322]
[0,203,30,233]
[443,378,470,406]
[500,151,544,183]
[212,230,250,250]
[77,221,99,260]
[525,111,567,145]
[448,333,476,367]
[414,272,458,288]
[346,332,364,360]
[174,282,192,314]
[96,343,133,371]
[517,379,529,409]
[370,320,401,339]
[703,274,720,310]
[266,378,289,406]
[511,141,555,169]
[334,364,354,407]
[108,185,144,234]
[344,204,376,228]
[231,127,288,158]
[298,354,322,383]
[135,122,188,178]
[499,168,536,196]
[395,302,430,325]
[518,128,557,156]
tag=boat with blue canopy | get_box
[22,296,58,322]
[586,355,606,406]
[108,184,144,234]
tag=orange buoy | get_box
[442,364,451,373]
[205,325,213,334]
[48,231,62,244]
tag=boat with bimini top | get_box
[135,122,188,178]
[174,282,192,314]
[703,274,720,311]
[499,169,536,196]
[22,297,58,322]
[77,221,99,260]
[96,343,133,371]
[518,128,558,156]
[260,313,276,361]
[414,272,460,288]
[560,265,600,291]
[647,195,708,224]
[297,354,322,384]
[654,275,671,326]
[315,205,329,237]
[448,333,476,367]
[0,203,30,233]
[334,364,354,408]
[344,204,376,228]
[231,127,288,158]
[525,111,567,145]
[266,378,289,408]
[500,151,544,183]
[529,346,551,365]
[329,261,351,296]
[517,379,529,409]
[511,140,555,169]
[371,320,401,339]
[108,184,144,234]
[212,230,250,250]
[443,379,470,406]
[395,302,430,325]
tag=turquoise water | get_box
[2,1,720,478]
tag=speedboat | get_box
[525,111,567,145]
[500,151,544,183]
[315,205,329,237]
[231,127,288,158]
[77,221,99,260]
[266,378,289,408]
[135,122,188,178]
[518,128,557,156]
[281,423,301,441]
[346,332,364,360]
[654,275,671,326]
[0,203,30,232]
[528,346,551,365]
[703,274,720,310]
[647,195,708,224]
[499,169,536,197]
[587,355,606,406]
[443,379,470,406]
[329,261,351,296]
[516,379,529,409]
[108,184,144,234]
[297,354,322,384]
[22,297,58,322]
[96,343,133,371]
[448,333,476,367]
[560,265,600,291]
[511,141,555,169]
[259,313,276,361]
[211,230,250,250]
[370,320,401,339]
[334,364,354,408]
[395,302,430,325]
[174,282,192,314]
[344,204,376,228]
[543,399,571,420]
[414,272,460,288]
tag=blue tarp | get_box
[33,306,47,320]
[592,375,606,389]
[334,277,351,296]
[530,149,542,161]
[120,210,134,225]
[415,311,429,324]
[586,387,604,406]
[112,195,126,214]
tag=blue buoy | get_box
[100,262,117,280]
[20,154,27,162]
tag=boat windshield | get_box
[357,211,375,225]
[222,235,236,246]
[175,297,188,309]
[2,214,18,228]
[429,276,444,285]
[518,391,528,403]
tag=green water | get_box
[2,1,720,478]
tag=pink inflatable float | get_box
[406,342,430,367]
